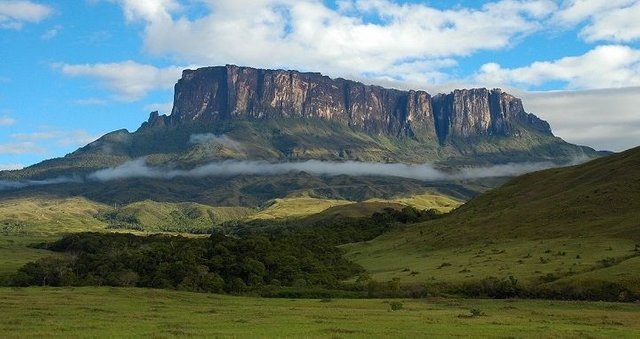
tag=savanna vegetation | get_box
[6,207,442,297]
[2,287,639,337]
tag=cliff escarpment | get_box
[146,65,552,144]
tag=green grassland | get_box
[103,200,255,232]
[0,236,58,283]
[346,236,640,294]
[249,196,352,220]
[365,193,462,212]
[0,196,108,235]
[251,193,462,221]
[346,147,640,294]
[1,287,639,338]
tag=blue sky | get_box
[1,0,640,169]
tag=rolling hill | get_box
[0,65,601,209]
[346,146,640,295]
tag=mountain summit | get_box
[3,65,599,183]
[146,65,550,144]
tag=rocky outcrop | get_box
[156,65,552,143]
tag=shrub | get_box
[389,301,403,311]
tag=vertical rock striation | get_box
[156,65,552,144]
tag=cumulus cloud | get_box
[0,0,52,29]
[41,24,61,40]
[110,0,556,83]
[0,142,44,155]
[88,158,563,182]
[73,98,108,106]
[0,163,23,171]
[0,115,15,126]
[11,129,100,147]
[145,102,173,115]
[475,45,640,90]
[189,133,242,151]
[54,61,184,101]
[553,0,640,43]
[521,87,640,151]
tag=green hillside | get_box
[346,147,640,295]
[2,118,598,182]
[2,287,639,337]
[101,200,255,232]
[0,196,108,235]
[249,197,352,220]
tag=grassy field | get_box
[346,147,640,293]
[345,236,640,292]
[1,287,639,337]
[0,235,58,283]
[366,193,462,212]
[251,193,463,222]
[0,196,108,235]
[105,200,255,232]
[250,196,353,220]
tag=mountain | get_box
[154,65,550,141]
[346,146,640,295]
[0,65,602,206]
[4,65,598,180]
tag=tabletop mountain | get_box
[3,65,599,183]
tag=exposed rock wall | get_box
[152,65,552,143]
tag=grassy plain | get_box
[1,287,639,338]
[250,196,352,220]
[346,147,640,293]
[346,236,640,293]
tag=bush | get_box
[459,276,521,298]
[389,301,403,311]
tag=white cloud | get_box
[145,102,173,115]
[73,98,108,106]
[88,158,558,182]
[112,0,557,83]
[55,60,184,101]
[0,163,23,171]
[41,24,62,40]
[189,133,242,151]
[0,142,44,155]
[11,129,100,147]
[0,115,15,126]
[521,87,640,152]
[553,0,640,42]
[0,0,52,29]
[475,45,640,90]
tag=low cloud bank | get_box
[189,133,242,151]
[1,158,585,191]
[0,176,82,190]
[88,158,561,182]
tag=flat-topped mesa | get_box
[432,88,551,143]
[156,65,552,143]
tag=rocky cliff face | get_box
[148,65,552,144]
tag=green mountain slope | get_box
[346,146,640,295]
[101,200,255,233]
[2,118,599,182]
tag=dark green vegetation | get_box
[0,114,595,209]
[11,232,361,294]
[8,207,440,295]
[3,148,640,301]
[1,117,598,181]
[347,146,640,300]
[0,170,478,207]
[2,287,639,337]
[98,200,254,233]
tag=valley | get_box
[1,65,638,337]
